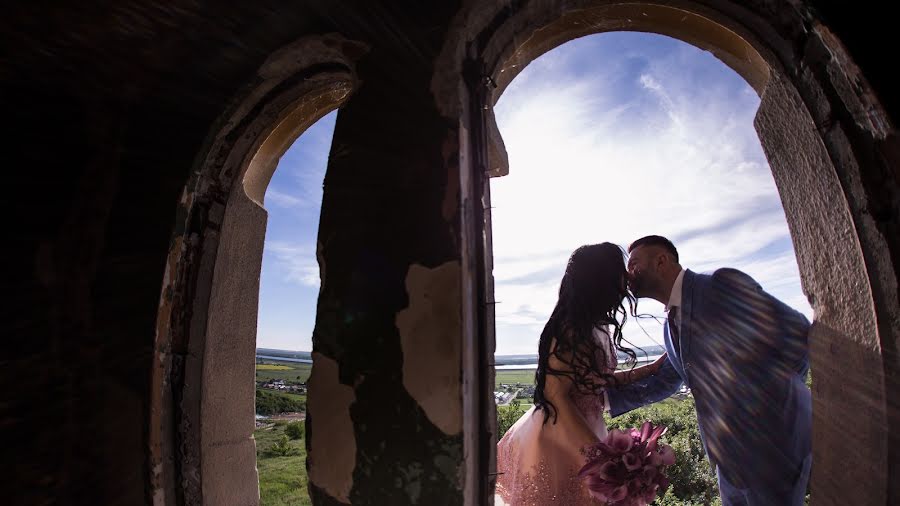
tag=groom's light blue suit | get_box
[608,269,812,505]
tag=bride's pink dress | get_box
[495,328,615,505]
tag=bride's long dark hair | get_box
[533,243,636,424]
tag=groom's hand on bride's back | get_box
[649,352,668,374]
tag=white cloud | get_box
[265,242,321,287]
[265,188,304,208]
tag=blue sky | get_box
[255,112,336,352]
[256,32,812,355]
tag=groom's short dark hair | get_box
[629,235,679,262]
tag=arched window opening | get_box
[491,32,813,504]
[254,111,337,506]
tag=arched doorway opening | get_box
[489,30,814,504]
[454,2,897,504]
[150,34,364,504]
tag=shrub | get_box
[285,421,304,440]
[497,400,528,441]
[256,389,305,416]
[268,435,299,457]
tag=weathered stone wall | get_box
[307,16,467,501]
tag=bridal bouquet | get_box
[578,421,675,505]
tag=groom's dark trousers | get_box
[608,269,812,506]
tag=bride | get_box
[495,243,667,505]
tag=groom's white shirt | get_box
[666,269,686,332]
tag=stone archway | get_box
[151,34,365,504]
[443,1,899,504]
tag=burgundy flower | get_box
[608,484,629,502]
[584,479,619,502]
[580,421,674,505]
[640,421,668,452]
[606,429,635,454]
[622,452,642,471]
[640,466,657,484]
[578,456,606,479]
[655,473,670,492]
[641,484,660,503]
[640,421,653,442]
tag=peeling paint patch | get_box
[307,352,356,503]
[396,262,463,435]
[152,463,166,506]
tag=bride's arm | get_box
[542,346,603,452]
[611,352,668,386]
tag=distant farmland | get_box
[257,348,661,387]
[495,369,536,387]
[256,359,312,383]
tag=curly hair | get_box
[532,243,636,424]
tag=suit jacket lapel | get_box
[679,270,696,373]
[663,312,687,382]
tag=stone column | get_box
[756,70,887,505]
[307,54,466,505]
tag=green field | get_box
[257,364,294,371]
[255,423,310,506]
[494,360,658,389]
[256,361,313,383]
[495,369,536,387]
[272,390,306,402]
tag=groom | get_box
[606,235,812,506]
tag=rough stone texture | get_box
[201,438,260,506]
[2,1,899,505]
[199,189,267,492]
[756,70,885,506]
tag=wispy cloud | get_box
[265,188,305,208]
[265,241,320,288]
[256,112,338,351]
[639,73,684,133]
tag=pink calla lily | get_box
[606,429,634,454]
[645,424,667,452]
[609,484,629,501]
[623,452,642,471]
[578,456,606,478]
[640,421,652,442]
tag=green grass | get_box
[495,369,536,387]
[257,364,294,371]
[256,361,313,383]
[255,423,310,506]
[259,389,307,403]
[495,362,658,388]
